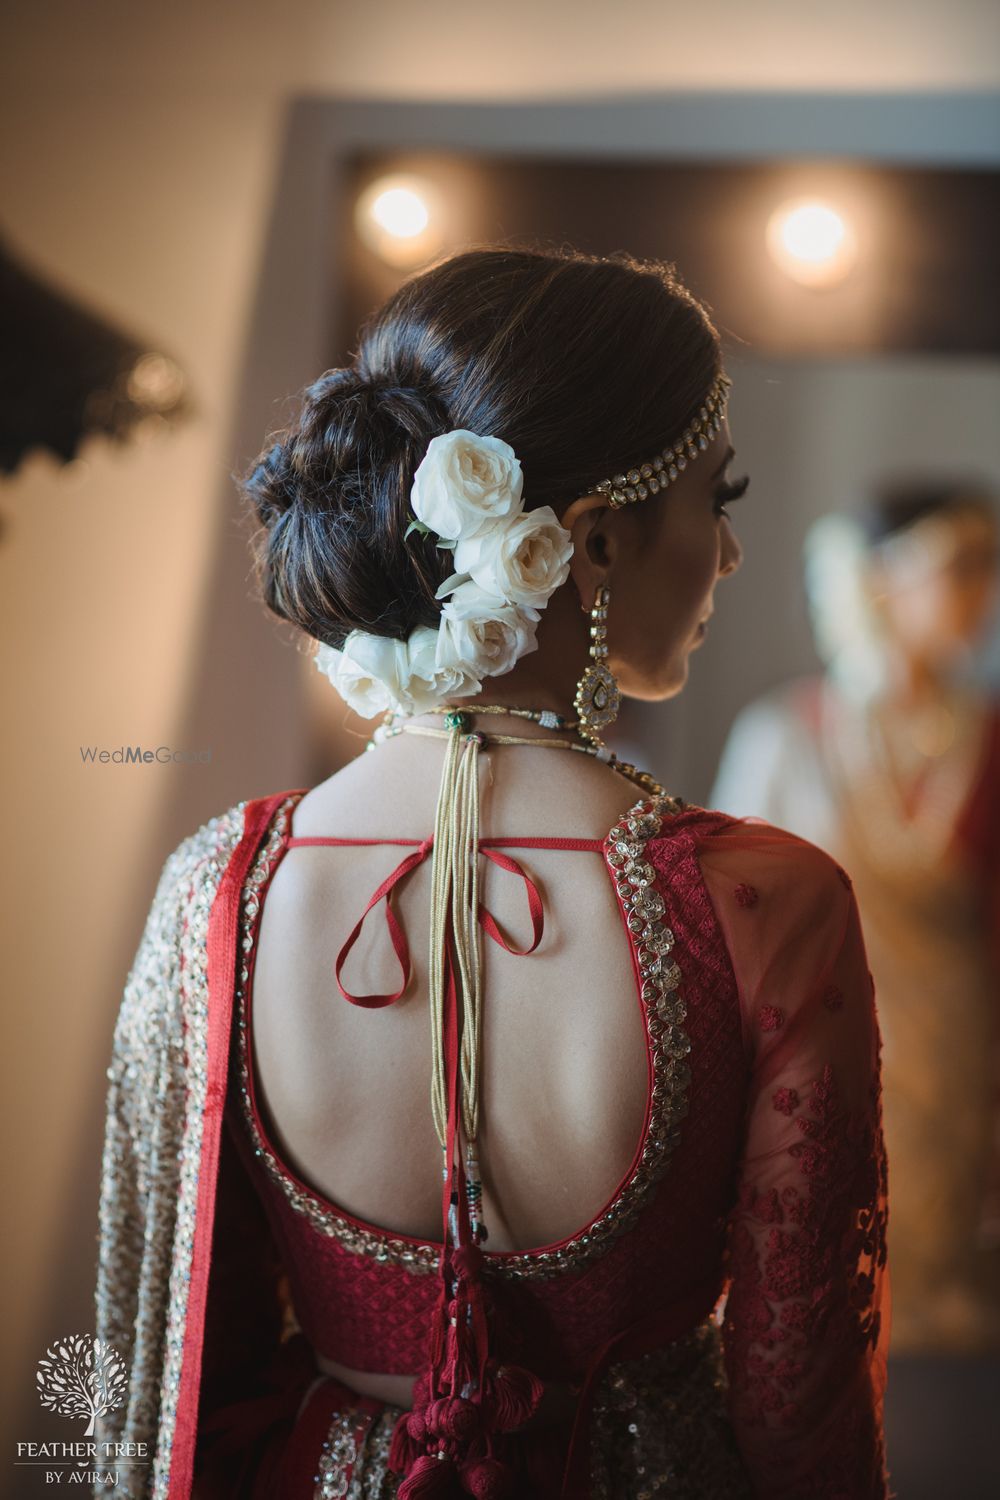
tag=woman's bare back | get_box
[251,735,652,1260]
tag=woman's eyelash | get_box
[714,474,750,516]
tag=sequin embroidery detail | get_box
[587,1320,753,1499]
[96,800,248,1498]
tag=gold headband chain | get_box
[592,372,731,508]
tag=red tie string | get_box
[335,839,546,1008]
[478,847,545,955]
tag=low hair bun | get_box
[242,440,295,530]
[242,365,452,648]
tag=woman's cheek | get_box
[673,521,719,619]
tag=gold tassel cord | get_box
[454,735,483,1146]
[428,721,461,1155]
[428,720,486,1209]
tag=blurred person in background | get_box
[713,478,1000,1355]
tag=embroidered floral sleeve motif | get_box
[699,825,891,1498]
[725,1061,888,1496]
[719,852,893,1494]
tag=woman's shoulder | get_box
[159,797,255,893]
[653,802,855,908]
[142,790,299,934]
[657,808,867,1034]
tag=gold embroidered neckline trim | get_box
[233,790,691,1279]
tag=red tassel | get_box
[459,1456,515,1499]
[389,1411,422,1473]
[439,1396,480,1442]
[422,1398,451,1437]
[397,1453,458,1499]
[481,1362,544,1433]
[452,1243,485,1280]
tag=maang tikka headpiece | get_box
[591,372,731,508]
[568,370,731,757]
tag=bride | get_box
[95,246,890,1499]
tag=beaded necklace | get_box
[367,701,666,800]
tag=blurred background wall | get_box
[1,0,999,1490]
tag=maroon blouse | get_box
[211,790,889,1498]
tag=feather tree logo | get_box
[36,1334,128,1435]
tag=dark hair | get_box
[862,475,997,546]
[241,245,721,647]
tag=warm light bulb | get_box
[767,198,857,287]
[355,175,444,268]
[369,186,429,240]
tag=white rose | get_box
[450,505,574,610]
[402,624,482,711]
[410,430,523,542]
[436,581,539,681]
[314,633,404,718]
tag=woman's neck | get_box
[400,699,574,740]
[878,646,947,711]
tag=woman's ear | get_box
[561,493,616,613]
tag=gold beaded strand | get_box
[367,704,666,799]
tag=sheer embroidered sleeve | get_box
[698,819,891,1499]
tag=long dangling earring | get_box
[573,584,621,750]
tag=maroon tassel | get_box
[459,1456,515,1499]
[389,1411,423,1473]
[422,1398,451,1437]
[439,1396,480,1442]
[413,1371,434,1408]
[481,1361,545,1433]
[397,1452,458,1499]
[421,1394,479,1442]
[452,1243,485,1280]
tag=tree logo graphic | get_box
[36,1334,128,1436]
